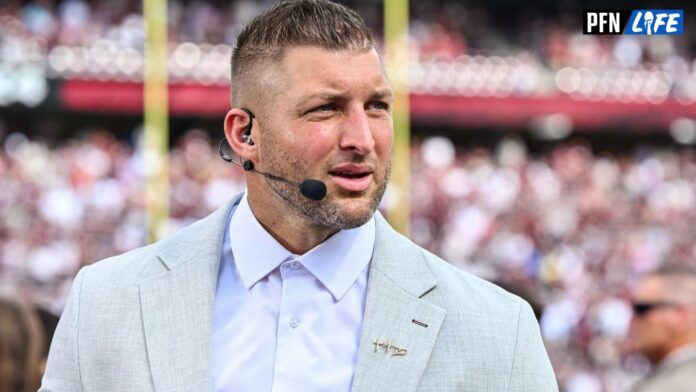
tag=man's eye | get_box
[314,103,336,112]
[367,101,389,111]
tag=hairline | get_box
[231,43,381,109]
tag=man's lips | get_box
[328,164,374,192]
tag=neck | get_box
[659,332,696,365]
[246,186,337,255]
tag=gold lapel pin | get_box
[372,339,407,357]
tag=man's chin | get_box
[310,198,377,230]
[336,193,381,212]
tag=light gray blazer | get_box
[41,193,558,391]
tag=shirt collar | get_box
[298,216,375,301]
[228,192,375,300]
[229,193,293,289]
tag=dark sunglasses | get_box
[631,301,679,316]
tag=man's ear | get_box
[224,108,257,163]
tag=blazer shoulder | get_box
[80,199,233,286]
[78,241,162,293]
[419,247,525,315]
[373,214,524,315]
[76,197,236,301]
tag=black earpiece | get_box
[241,108,255,145]
[219,108,256,165]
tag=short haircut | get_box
[230,0,376,106]
[651,264,696,309]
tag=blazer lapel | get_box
[351,213,446,392]
[137,196,441,391]
[139,194,242,392]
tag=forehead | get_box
[634,276,665,300]
[275,46,390,97]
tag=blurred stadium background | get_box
[1,0,695,391]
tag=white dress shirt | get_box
[212,193,375,392]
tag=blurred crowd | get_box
[411,135,696,391]
[1,129,695,390]
[0,129,245,312]
[3,1,696,103]
[3,0,695,64]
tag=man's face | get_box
[627,276,681,363]
[255,46,393,230]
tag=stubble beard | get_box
[262,146,391,230]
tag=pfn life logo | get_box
[583,10,683,35]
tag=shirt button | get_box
[289,261,301,270]
[289,316,301,328]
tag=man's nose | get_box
[338,107,375,154]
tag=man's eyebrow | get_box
[299,91,344,103]
[296,88,394,110]
[294,92,343,112]
[370,89,394,101]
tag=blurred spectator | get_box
[627,266,696,392]
[0,296,45,392]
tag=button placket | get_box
[272,260,313,390]
[289,316,301,328]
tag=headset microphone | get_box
[218,138,327,201]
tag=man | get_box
[629,266,696,392]
[41,1,557,390]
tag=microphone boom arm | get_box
[218,138,326,201]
